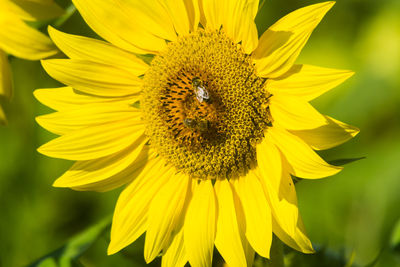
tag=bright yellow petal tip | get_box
[268,64,354,101]
[254,1,336,78]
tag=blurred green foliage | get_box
[30,216,111,267]
[0,0,399,266]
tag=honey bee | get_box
[183,118,197,129]
[183,117,209,132]
[192,77,210,103]
[197,120,209,132]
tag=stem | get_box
[53,4,76,28]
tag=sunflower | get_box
[36,1,359,266]
[0,0,63,123]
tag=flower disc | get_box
[142,30,272,179]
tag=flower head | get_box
[36,1,359,266]
[0,0,63,123]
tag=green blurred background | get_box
[0,0,399,266]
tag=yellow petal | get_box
[223,0,259,54]
[267,64,354,101]
[108,158,175,255]
[267,126,342,179]
[183,0,200,32]
[269,95,328,130]
[48,27,148,76]
[0,50,12,99]
[144,173,190,263]
[238,14,258,54]
[201,0,258,53]
[232,172,272,258]
[38,119,144,161]
[72,0,174,54]
[2,0,64,21]
[272,216,314,254]
[53,135,148,190]
[253,2,335,78]
[0,17,57,60]
[214,179,247,267]
[257,139,297,236]
[34,87,135,112]
[121,0,177,40]
[70,148,150,192]
[161,0,190,36]
[41,59,142,97]
[184,180,216,267]
[257,138,282,194]
[162,225,188,267]
[291,116,359,150]
[200,0,221,30]
[256,141,314,254]
[36,103,141,135]
[256,162,314,253]
[259,169,299,238]
[230,179,256,266]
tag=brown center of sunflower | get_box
[142,30,272,179]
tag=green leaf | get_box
[28,216,111,267]
[283,245,349,267]
[293,157,365,184]
[328,157,366,166]
[37,258,57,267]
[390,218,400,250]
